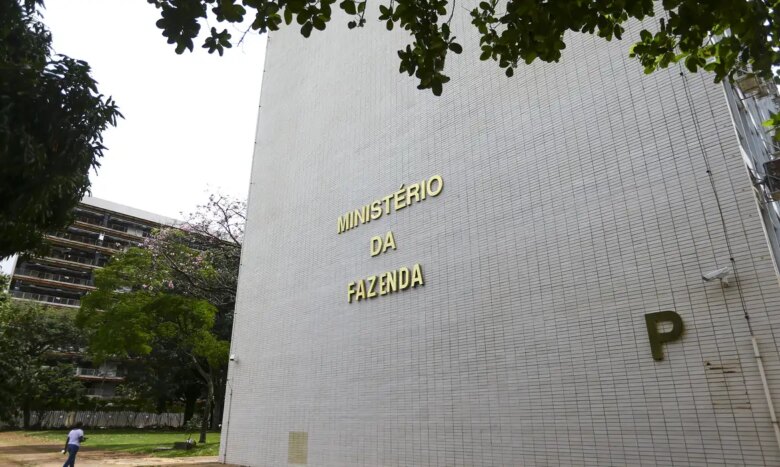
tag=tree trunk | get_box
[212,373,225,430]
[199,377,214,444]
[189,354,216,445]
[22,401,31,430]
[156,396,167,414]
[183,389,197,424]
[33,410,45,429]
[212,394,222,431]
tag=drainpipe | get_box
[752,336,780,450]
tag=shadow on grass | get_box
[0,444,61,455]
[12,430,221,458]
[81,441,220,458]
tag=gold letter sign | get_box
[340,175,443,303]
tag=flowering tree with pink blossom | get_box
[78,193,245,443]
[145,193,244,314]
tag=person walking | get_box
[61,421,86,467]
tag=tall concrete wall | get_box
[222,11,780,466]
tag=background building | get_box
[7,196,176,398]
[222,15,780,467]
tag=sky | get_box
[43,0,267,220]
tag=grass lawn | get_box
[22,429,221,458]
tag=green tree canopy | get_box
[0,299,87,428]
[149,0,779,95]
[78,195,243,440]
[0,0,120,258]
[80,270,228,370]
[79,247,230,443]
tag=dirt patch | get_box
[0,431,226,467]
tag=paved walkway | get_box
[0,431,230,467]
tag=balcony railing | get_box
[74,214,104,227]
[10,290,80,307]
[109,224,153,241]
[107,223,129,233]
[76,368,120,378]
[52,231,102,247]
[48,250,104,267]
[85,387,116,398]
[15,268,94,287]
[48,232,126,252]
[74,215,149,240]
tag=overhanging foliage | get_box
[0,0,121,258]
[148,0,780,95]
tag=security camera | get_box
[702,266,731,286]
[229,354,237,362]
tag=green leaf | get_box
[432,81,443,96]
[301,21,313,37]
[763,112,780,128]
[449,42,463,54]
[684,55,698,73]
[340,0,357,15]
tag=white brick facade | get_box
[222,12,780,466]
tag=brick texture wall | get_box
[221,11,780,466]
